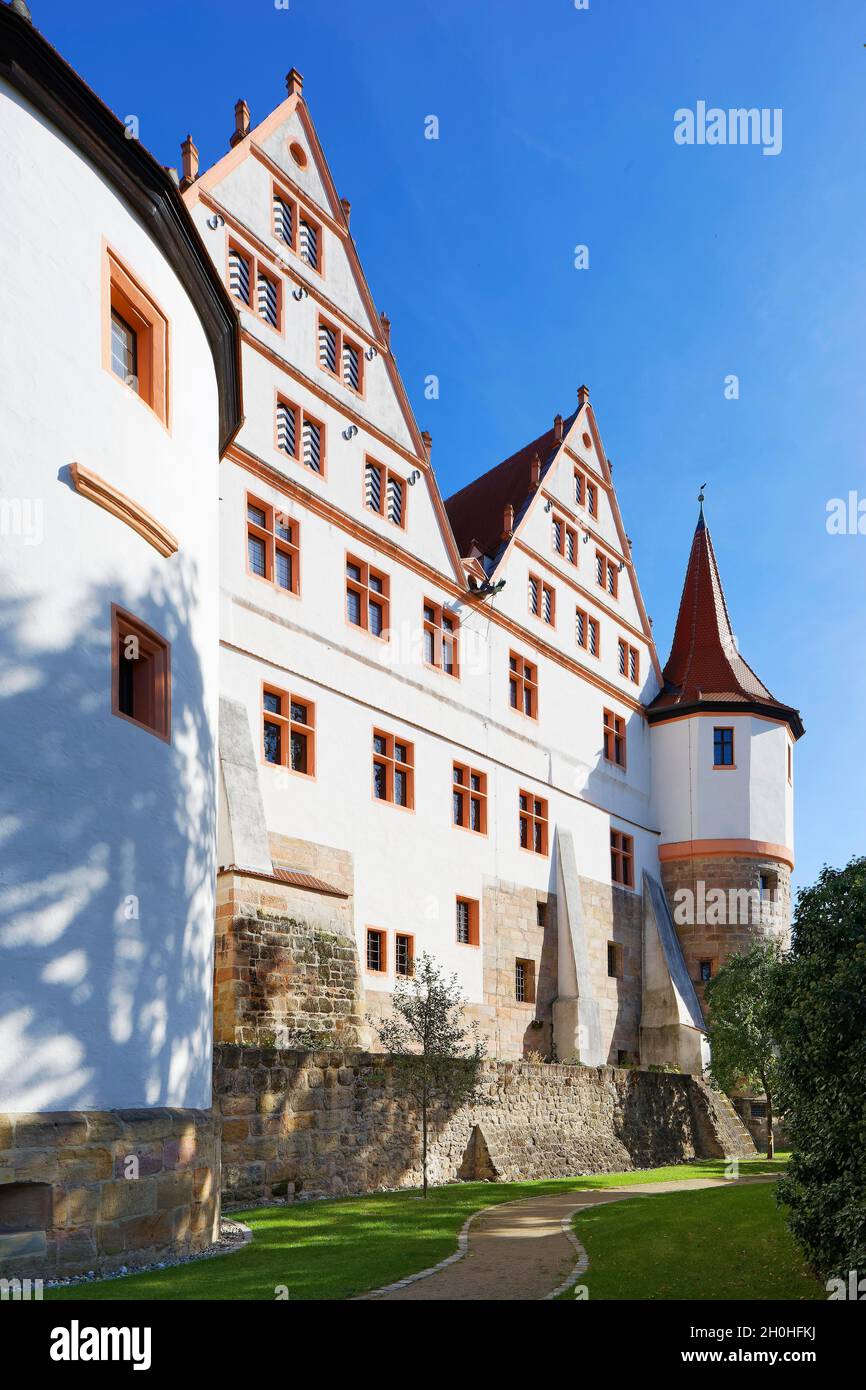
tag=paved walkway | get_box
[363,1177,772,1301]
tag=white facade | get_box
[0,77,234,1112]
[186,81,670,1047]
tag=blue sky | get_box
[35,0,865,893]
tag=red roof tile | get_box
[444,416,574,561]
[648,509,803,738]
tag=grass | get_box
[562,1178,824,1301]
[48,1155,794,1302]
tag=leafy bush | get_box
[770,858,866,1282]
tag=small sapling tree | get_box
[369,952,487,1197]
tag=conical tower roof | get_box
[648,503,804,738]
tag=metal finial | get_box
[698,483,707,514]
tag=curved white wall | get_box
[0,81,221,1112]
[650,714,794,852]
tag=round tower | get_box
[648,500,804,1002]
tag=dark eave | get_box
[0,4,243,454]
[646,695,805,741]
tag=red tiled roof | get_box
[444,416,574,561]
[648,509,804,738]
[217,864,349,898]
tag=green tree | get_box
[770,858,866,1284]
[368,952,487,1197]
[703,938,784,1159]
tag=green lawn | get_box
[563,1178,824,1301]
[48,1155,794,1302]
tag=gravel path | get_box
[363,1177,772,1301]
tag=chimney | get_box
[502,503,515,539]
[180,135,199,190]
[341,198,351,228]
[286,68,304,98]
[421,430,432,455]
[553,413,563,442]
[230,99,250,148]
[530,452,541,488]
[577,383,590,407]
[379,312,391,348]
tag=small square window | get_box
[456,897,480,947]
[366,928,386,974]
[395,933,414,976]
[111,606,171,741]
[515,958,536,1004]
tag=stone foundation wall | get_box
[215,856,364,1048]
[214,1044,754,1203]
[0,1108,218,1280]
[661,854,791,1006]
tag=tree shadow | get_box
[0,557,216,1112]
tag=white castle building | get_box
[0,5,802,1278]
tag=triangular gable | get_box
[186,74,466,586]
[464,396,662,681]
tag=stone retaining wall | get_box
[215,1045,755,1204]
[0,1108,218,1280]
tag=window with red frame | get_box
[263,686,315,776]
[317,315,364,394]
[373,730,414,807]
[246,496,299,595]
[603,708,627,767]
[576,607,600,657]
[453,762,487,833]
[276,395,325,475]
[346,556,389,637]
[610,829,634,887]
[228,242,281,330]
[423,599,458,676]
[595,550,619,598]
[509,651,538,718]
[618,638,640,684]
[364,459,406,527]
[574,467,598,518]
[519,790,548,855]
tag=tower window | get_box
[607,942,623,978]
[713,726,735,767]
[104,247,168,423]
[699,959,713,982]
[112,606,171,742]
[110,311,138,388]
